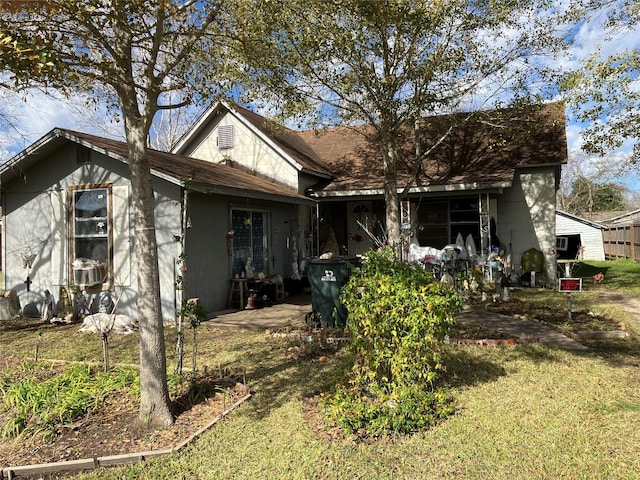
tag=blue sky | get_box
[1,2,639,192]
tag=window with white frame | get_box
[70,186,112,287]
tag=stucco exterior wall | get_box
[183,192,302,312]
[556,214,605,260]
[179,111,300,190]
[1,143,182,321]
[496,166,558,284]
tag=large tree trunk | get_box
[125,116,174,427]
[383,141,401,252]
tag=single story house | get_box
[555,210,605,261]
[1,101,567,320]
[0,128,318,319]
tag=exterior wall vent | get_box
[217,125,234,150]
[76,145,91,164]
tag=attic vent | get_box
[217,125,234,150]
[76,145,91,164]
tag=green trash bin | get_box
[306,256,360,328]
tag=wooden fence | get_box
[602,223,640,262]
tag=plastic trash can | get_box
[305,256,361,328]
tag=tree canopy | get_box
[0,0,235,427]
[561,0,640,162]
[563,176,627,215]
[236,0,572,247]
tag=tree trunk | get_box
[383,141,401,252]
[125,117,174,427]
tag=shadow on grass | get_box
[193,329,350,420]
[439,341,570,389]
[205,329,563,420]
[572,263,609,283]
[439,348,507,388]
[171,375,245,416]
[0,316,50,333]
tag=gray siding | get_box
[184,192,299,312]
[2,144,182,321]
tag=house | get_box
[0,101,567,320]
[598,208,640,226]
[177,101,567,278]
[555,210,606,261]
[0,128,317,319]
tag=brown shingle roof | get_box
[296,102,567,194]
[62,130,313,203]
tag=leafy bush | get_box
[321,247,461,436]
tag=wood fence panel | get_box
[603,223,640,262]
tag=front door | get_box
[347,201,374,256]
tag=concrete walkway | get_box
[205,294,588,350]
[204,295,310,330]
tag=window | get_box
[71,186,112,287]
[231,209,269,277]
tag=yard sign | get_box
[558,277,582,321]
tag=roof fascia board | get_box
[222,102,306,172]
[315,181,512,198]
[171,102,223,153]
[556,210,605,229]
[190,183,316,206]
[605,208,640,223]
[517,162,567,169]
[1,128,183,188]
[173,100,307,174]
[0,128,60,175]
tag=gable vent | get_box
[76,145,91,164]
[217,125,234,150]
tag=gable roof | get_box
[297,102,568,197]
[0,129,315,205]
[597,208,640,225]
[172,100,333,179]
[556,210,605,230]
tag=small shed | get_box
[556,210,605,261]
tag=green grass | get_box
[575,258,640,297]
[73,335,640,480]
[1,258,639,478]
[0,363,138,440]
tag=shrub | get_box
[321,247,461,436]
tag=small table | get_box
[227,278,248,310]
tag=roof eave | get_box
[62,130,184,187]
[556,210,606,229]
[189,183,317,206]
[314,181,512,198]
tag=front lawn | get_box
[1,258,639,479]
[75,327,639,480]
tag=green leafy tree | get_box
[0,1,235,427]
[236,0,571,249]
[565,176,627,215]
[561,1,640,161]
